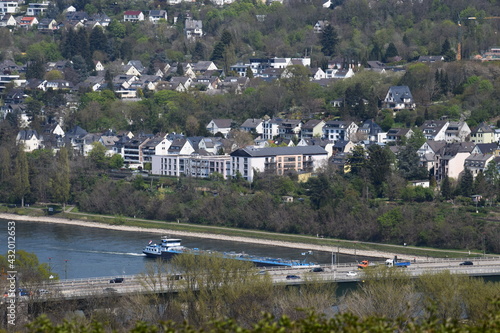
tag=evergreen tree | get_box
[25,60,45,80]
[193,41,206,61]
[210,41,225,62]
[348,145,367,176]
[176,63,184,76]
[459,168,474,197]
[89,26,108,54]
[13,148,30,207]
[441,175,452,199]
[441,38,456,62]
[62,29,77,59]
[220,29,232,46]
[246,66,254,78]
[320,24,339,57]
[384,42,399,60]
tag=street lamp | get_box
[64,259,69,279]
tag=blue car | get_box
[286,275,300,280]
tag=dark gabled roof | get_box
[471,122,494,134]
[387,85,414,102]
[439,142,475,159]
[240,118,263,129]
[230,146,327,157]
[65,126,88,138]
[424,140,447,153]
[209,119,233,128]
[475,143,498,154]
[17,129,39,141]
[301,119,323,130]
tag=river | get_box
[0,218,378,279]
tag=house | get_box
[191,61,218,74]
[41,123,65,150]
[207,119,233,137]
[148,10,167,24]
[185,17,203,39]
[417,55,445,63]
[470,122,496,144]
[37,18,57,31]
[420,120,449,141]
[300,119,325,139]
[357,119,383,142]
[0,14,17,27]
[127,60,145,74]
[152,154,231,179]
[418,140,447,171]
[0,1,20,15]
[230,146,329,182]
[64,126,88,155]
[464,154,495,177]
[27,2,49,16]
[142,135,171,164]
[18,16,39,28]
[472,143,500,156]
[91,13,111,26]
[278,119,302,140]
[3,89,27,104]
[383,86,416,110]
[310,67,326,80]
[123,11,144,22]
[445,121,470,143]
[16,130,42,152]
[121,135,152,167]
[434,142,475,181]
[297,138,335,157]
[313,20,329,33]
[240,118,264,135]
[322,120,358,142]
[94,61,104,72]
[262,118,283,140]
[168,138,195,155]
[385,128,413,144]
[168,76,193,92]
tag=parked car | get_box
[459,261,473,266]
[286,275,301,280]
[110,277,124,283]
[346,271,358,277]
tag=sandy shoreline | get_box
[0,213,418,261]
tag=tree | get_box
[88,142,108,169]
[320,24,339,56]
[25,60,45,80]
[176,62,184,76]
[440,175,452,200]
[13,148,30,206]
[384,42,399,61]
[210,41,225,62]
[89,26,108,54]
[343,266,416,319]
[348,145,367,176]
[459,168,474,197]
[51,147,70,209]
[367,145,393,196]
[246,66,254,78]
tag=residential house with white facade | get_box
[240,118,263,136]
[262,118,282,140]
[444,121,470,143]
[230,146,328,182]
[123,11,144,22]
[383,86,416,110]
[206,119,233,137]
[464,153,495,178]
[148,10,167,23]
[185,17,203,39]
[278,119,302,140]
[16,130,42,152]
[27,2,49,16]
[323,120,358,142]
[0,1,19,14]
[418,140,447,171]
[420,120,449,141]
[357,119,383,142]
[152,154,231,178]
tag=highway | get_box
[5,257,499,301]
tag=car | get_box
[346,271,358,277]
[104,287,117,293]
[18,288,31,296]
[459,261,473,266]
[109,277,124,283]
[310,267,324,273]
[37,289,50,295]
[286,275,301,280]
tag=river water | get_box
[0,218,378,279]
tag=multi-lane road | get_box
[16,257,497,301]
